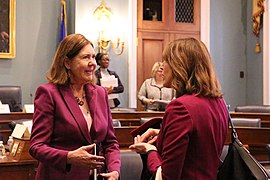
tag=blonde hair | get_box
[46,34,96,85]
[151,62,163,78]
[162,37,222,98]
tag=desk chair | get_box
[112,120,121,127]
[235,105,270,113]
[140,117,163,125]
[120,150,142,180]
[0,86,22,112]
[231,118,261,127]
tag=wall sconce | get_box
[93,0,125,55]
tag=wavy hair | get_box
[46,34,95,85]
[162,37,222,98]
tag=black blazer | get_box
[95,68,124,107]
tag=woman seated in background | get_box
[138,62,175,111]
[95,52,124,108]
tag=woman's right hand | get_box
[67,144,105,169]
[140,128,160,144]
[106,86,113,94]
[143,98,155,105]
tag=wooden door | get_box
[136,0,201,110]
[137,31,169,110]
[168,0,200,32]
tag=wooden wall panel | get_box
[137,31,169,110]
[169,32,201,42]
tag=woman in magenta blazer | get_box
[29,34,120,180]
[129,38,228,180]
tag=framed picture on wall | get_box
[0,0,16,59]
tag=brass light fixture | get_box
[93,0,125,55]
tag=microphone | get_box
[8,121,17,130]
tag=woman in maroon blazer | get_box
[29,34,120,180]
[129,38,228,180]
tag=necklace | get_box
[75,95,85,106]
[70,85,86,106]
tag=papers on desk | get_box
[23,104,34,113]
[11,124,31,139]
[0,100,10,113]
[100,75,119,100]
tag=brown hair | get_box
[46,34,95,85]
[162,37,222,98]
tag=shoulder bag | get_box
[217,111,270,180]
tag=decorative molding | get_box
[263,0,270,104]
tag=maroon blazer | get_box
[29,83,120,180]
[147,94,228,180]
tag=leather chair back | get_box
[0,86,22,112]
[235,105,270,113]
[112,120,121,127]
[231,118,261,127]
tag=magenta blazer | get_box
[29,83,120,180]
[147,94,228,180]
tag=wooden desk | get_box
[0,113,33,121]
[0,113,33,143]
[0,157,36,180]
[0,112,164,142]
[0,112,269,160]
[115,126,136,149]
[2,111,270,127]
[225,127,270,161]
[112,111,164,126]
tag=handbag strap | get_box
[228,111,238,142]
[224,101,238,142]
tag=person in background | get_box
[29,34,120,180]
[130,38,228,180]
[0,28,9,52]
[138,62,175,111]
[95,52,124,108]
[0,2,9,53]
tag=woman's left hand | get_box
[129,142,157,154]
[99,171,119,180]
[129,135,157,154]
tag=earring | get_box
[67,69,71,78]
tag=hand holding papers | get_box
[154,99,171,105]
[153,99,171,111]
[100,75,119,99]
[100,75,118,88]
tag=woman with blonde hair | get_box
[138,62,175,111]
[130,38,228,180]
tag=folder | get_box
[130,117,162,137]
